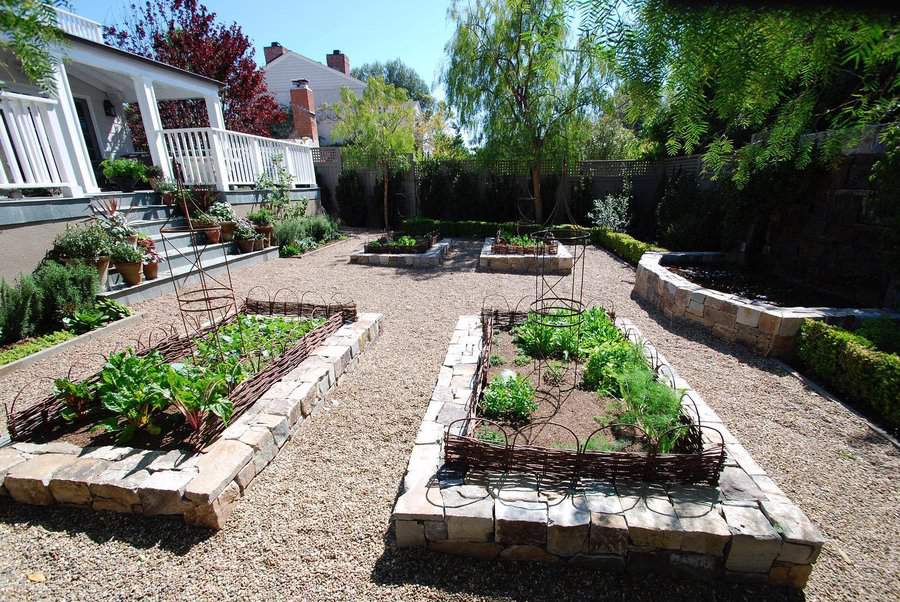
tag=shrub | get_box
[32,261,98,333]
[0,274,43,343]
[480,373,537,422]
[51,224,112,261]
[303,215,340,242]
[247,208,275,226]
[336,170,368,227]
[588,178,632,231]
[590,229,664,265]
[855,317,900,355]
[797,319,900,432]
[656,169,723,251]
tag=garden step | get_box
[99,246,280,305]
[107,241,236,285]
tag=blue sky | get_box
[70,0,455,99]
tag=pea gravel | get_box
[0,235,897,602]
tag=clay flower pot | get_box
[254,225,273,246]
[115,261,143,286]
[95,256,110,291]
[237,239,255,253]
[143,261,159,280]
[220,221,236,242]
[205,226,222,244]
[253,238,265,251]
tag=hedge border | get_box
[401,218,664,265]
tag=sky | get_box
[69,0,456,99]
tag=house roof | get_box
[65,33,225,88]
[264,49,367,88]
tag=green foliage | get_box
[443,0,611,221]
[166,364,233,431]
[588,178,632,232]
[96,350,170,443]
[0,330,73,366]
[0,274,43,343]
[497,231,537,247]
[655,170,723,250]
[589,229,664,265]
[234,219,259,241]
[32,261,98,332]
[617,365,684,453]
[579,1,900,186]
[475,425,506,444]
[51,224,112,261]
[514,308,619,360]
[100,158,149,183]
[96,297,131,322]
[246,208,274,226]
[480,373,537,422]
[63,308,107,335]
[543,360,565,386]
[797,319,900,432]
[54,377,94,421]
[274,215,340,255]
[352,58,433,110]
[207,201,236,222]
[0,0,63,92]
[488,354,505,367]
[335,170,368,227]
[856,318,900,356]
[583,339,644,396]
[513,354,531,367]
[194,315,323,369]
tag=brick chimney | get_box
[264,42,287,64]
[326,49,350,75]
[289,79,318,143]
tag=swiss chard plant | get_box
[95,350,170,443]
[166,364,233,431]
[54,377,94,421]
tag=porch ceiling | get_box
[66,62,207,102]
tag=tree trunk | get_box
[383,166,390,232]
[531,165,543,223]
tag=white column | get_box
[51,60,96,195]
[204,94,230,190]
[131,76,172,179]
[204,94,226,129]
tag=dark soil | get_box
[33,406,198,451]
[480,329,625,450]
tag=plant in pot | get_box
[234,219,259,253]
[137,236,161,280]
[208,201,237,241]
[110,242,145,286]
[247,208,275,246]
[100,158,149,192]
[192,212,222,243]
[153,178,178,206]
[90,197,138,244]
[50,223,113,289]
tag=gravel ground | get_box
[1,235,897,602]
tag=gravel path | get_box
[0,235,897,602]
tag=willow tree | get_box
[332,77,415,230]
[443,0,608,222]
[1,0,64,92]
[579,0,900,186]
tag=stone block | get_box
[235,461,257,493]
[428,540,502,559]
[442,485,494,543]
[424,520,448,542]
[185,439,253,504]
[436,401,468,427]
[88,467,150,508]
[500,545,558,562]
[0,448,29,479]
[48,458,109,506]
[495,499,547,546]
[547,500,590,557]
[722,504,782,573]
[414,421,445,446]
[13,442,81,455]
[5,453,78,505]
[768,561,814,589]
[252,413,290,448]
[669,552,721,581]
[760,500,825,563]
[778,317,803,336]
[312,344,352,376]
[671,500,731,556]
[623,498,683,551]
[588,513,628,556]
[184,480,242,529]
[79,446,135,462]
[139,469,195,515]
[725,444,767,476]
[757,313,781,335]
[393,486,443,522]
[395,519,426,547]
[719,466,768,501]
[240,427,278,472]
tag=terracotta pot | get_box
[205,226,222,244]
[161,192,174,206]
[142,261,159,280]
[253,238,265,251]
[95,256,110,291]
[220,221,236,242]
[254,224,273,246]
[115,261,143,286]
[237,239,255,253]
[125,234,138,246]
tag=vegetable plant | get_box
[54,377,94,421]
[543,360,565,386]
[63,307,107,334]
[617,365,684,453]
[498,230,536,247]
[96,298,131,322]
[488,354,505,367]
[166,364,233,431]
[95,350,170,443]
[480,373,537,423]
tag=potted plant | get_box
[192,212,222,243]
[50,223,113,288]
[208,201,237,241]
[247,208,274,246]
[234,219,258,253]
[137,236,161,280]
[100,158,149,192]
[153,177,178,206]
[111,242,144,286]
[90,197,138,244]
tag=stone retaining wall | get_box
[349,242,449,268]
[391,314,825,589]
[634,252,889,357]
[478,238,573,275]
[0,313,382,529]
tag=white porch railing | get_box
[161,127,316,189]
[0,92,77,192]
[54,7,104,43]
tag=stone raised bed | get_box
[391,314,825,589]
[350,241,449,268]
[478,238,573,275]
[634,252,891,357]
[0,313,382,529]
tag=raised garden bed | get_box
[392,312,826,589]
[363,231,441,254]
[491,230,559,255]
[479,238,573,275]
[351,232,449,268]
[0,298,382,529]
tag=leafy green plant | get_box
[617,365,684,453]
[95,350,170,443]
[475,425,506,444]
[583,340,645,396]
[51,224,112,261]
[247,208,274,226]
[166,364,233,431]
[489,354,505,367]
[280,242,302,258]
[194,315,323,371]
[96,298,131,322]
[855,317,900,355]
[234,219,259,241]
[54,377,94,421]
[110,242,144,263]
[63,307,107,335]
[543,360,565,386]
[498,230,536,247]
[513,354,530,367]
[100,158,149,183]
[207,201,236,222]
[0,331,74,366]
[480,374,537,422]
[191,212,219,227]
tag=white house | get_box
[262,45,366,146]
[0,7,316,198]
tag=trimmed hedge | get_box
[402,218,665,265]
[796,319,900,432]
